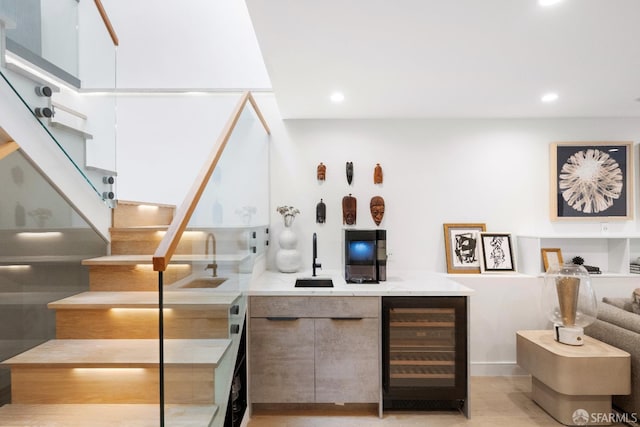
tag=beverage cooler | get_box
[382,296,468,414]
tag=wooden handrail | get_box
[152,92,270,271]
[94,0,119,46]
[0,141,19,161]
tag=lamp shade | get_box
[542,264,597,329]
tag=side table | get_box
[516,330,630,426]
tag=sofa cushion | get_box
[598,299,640,335]
[602,297,634,312]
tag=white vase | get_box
[276,226,301,273]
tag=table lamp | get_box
[542,263,597,345]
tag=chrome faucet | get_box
[204,232,218,277]
[312,232,321,277]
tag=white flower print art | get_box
[559,149,623,214]
[552,142,633,220]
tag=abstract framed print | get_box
[443,223,486,274]
[479,232,515,273]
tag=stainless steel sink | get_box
[294,278,333,288]
[181,277,228,288]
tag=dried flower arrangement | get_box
[276,205,300,227]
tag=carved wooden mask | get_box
[342,194,357,225]
[346,161,353,185]
[374,163,383,184]
[370,196,385,225]
[317,162,326,181]
[316,198,326,223]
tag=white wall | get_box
[267,116,640,273]
[114,92,640,374]
[101,0,270,89]
[263,112,640,374]
[115,93,258,205]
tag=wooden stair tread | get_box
[83,253,251,265]
[117,200,176,209]
[2,339,231,367]
[48,290,241,309]
[0,255,87,264]
[110,226,168,231]
[1,291,79,305]
[0,404,217,426]
[83,255,154,265]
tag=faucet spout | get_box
[312,232,321,277]
[204,232,218,277]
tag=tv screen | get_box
[348,241,375,264]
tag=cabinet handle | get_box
[330,317,363,321]
[266,317,299,321]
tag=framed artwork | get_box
[550,142,634,220]
[541,248,563,272]
[443,223,486,274]
[479,232,515,273]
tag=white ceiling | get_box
[245,0,640,119]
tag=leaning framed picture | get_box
[443,223,486,274]
[541,248,563,272]
[550,142,634,220]
[479,232,515,273]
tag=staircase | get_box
[0,200,240,426]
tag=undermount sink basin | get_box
[181,277,228,289]
[295,278,334,288]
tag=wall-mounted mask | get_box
[346,161,353,185]
[342,193,357,225]
[317,162,326,181]
[374,163,383,184]
[316,198,326,223]
[370,196,385,226]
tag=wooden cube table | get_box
[516,330,630,426]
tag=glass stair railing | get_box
[0,0,118,205]
[0,146,108,407]
[154,92,270,427]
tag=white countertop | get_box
[248,269,474,296]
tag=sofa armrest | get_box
[585,319,639,414]
[597,301,640,335]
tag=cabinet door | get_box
[249,318,315,403]
[315,318,379,403]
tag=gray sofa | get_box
[585,296,640,416]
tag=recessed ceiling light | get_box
[538,0,563,6]
[541,92,559,103]
[330,92,345,103]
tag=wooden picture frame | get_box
[541,248,563,272]
[550,142,634,221]
[443,223,486,274]
[479,232,515,273]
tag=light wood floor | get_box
[246,376,627,427]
